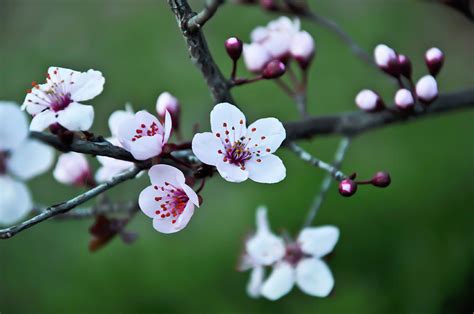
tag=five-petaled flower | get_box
[138,165,200,234]
[22,66,105,131]
[192,102,286,184]
[0,101,54,225]
[117,110,172,160]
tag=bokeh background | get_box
[1,0,473,313]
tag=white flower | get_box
[138,165,200,234]
[192,103,286,184]
[22,67,105,131]
[53,152,91,186]
[415,75,438,103]
[261,226,339,300]
[0,101,54,225]
[117,110,172,160]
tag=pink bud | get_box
[415,75,438,104]
[243,43,272,73]
[355,89,385,112]
[290,31,315,70]
[394,89,415,110]
[374,44,400,77]
[225,37,243,61]
[156,92,180,129]
[262,60,286,79]
[339,179,357,197]
[398,54,412,78]
[371,171,391,187]
[53,152,92,186]
[425,47,444,76]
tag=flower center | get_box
[49,92,72,112]
[284,243,305,266]
[153,182,189,225]
[0,152,7,174]
[225,140,252,167]
[131,122,160,142]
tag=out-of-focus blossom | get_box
[290,30,315,68]
[156,92,180,130]
[243,43,273,73]
[53,152,92,186]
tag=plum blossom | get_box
[0,101,54,225]
[192,103,286,184]
[95,106,135,182]
[22,66,105,131]
[53,152,92,186]
[138,165,200,234]
[117,110,172,160]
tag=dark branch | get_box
[186,0,225,32]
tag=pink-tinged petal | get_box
[0,101,28,151]
[162,110,172,144]
[191,132,223,166]
[180,183,199,207]
[68,69,105,102]
[0,176,32,225]
[129,135,163,160]
[152,200,195,234]
[247,117,286,156]
[210,102,247,140]
[138,185,167,218]
[117,110,163,155]
[29,110,57,131]
[250,26,269,43]
[243,43,272,72]
[53,152,89,185]
[22,88,49,115]
[148,164,186,187]
[7,139,54,180]
[290,31,315,59]
[247,266,264,298]
[297,226,340,258]
[262,31,292,59]
[56,102,94,131]
[246,154,286,184]
[295,258,334,297]
[216,160,249,183]
[108,109,134,138]
[261,262,295,301]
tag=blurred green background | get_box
[1,0,473,313]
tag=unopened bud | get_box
[398,54,412,78]
[156,92,180,129]
[425,47,444,76]
[355,89,385,112]
[371,171,391,188]
[225,37,243,61]
[290,31,315,70]
[339,179,357,197]
[262,60,286,79]
[394,89,415,110]
[415,75,438,104]
[374,44,400,77]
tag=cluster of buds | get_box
[356,45,444,112]
[338,171,391,197]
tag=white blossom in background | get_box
[95,106,135,182]
[243,43,272,73]
[289,30,315,67]
[117,110,172,160]
[192,102,286,184]
[22,66,105,131]
[53,152,92,186]
[138,165,200,234]
[0,101,54,225]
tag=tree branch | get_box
[186,0,225,32]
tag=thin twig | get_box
[302,137,351,228]
[186,0,225,33]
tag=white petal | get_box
[152,200,195,234]
[290,31,315,59]
[247,117,286,156]
[243,43,272,72]
[297,226,340,257]
[56,102,94,131]
[138,185,164,218]
[215,160,249,183]
[148,164,186,187]
[261,262,295,301]
[210,102,247,140]
[296,258,334,297]
[129,135,163,160]
[247,266,264,298]
[191,132,223,166]
[29,110,57,132]
[162,110,172,144]
[180,183,200,207]
[68,69,105,102]
[53,152,89,185]
[255,206,271,234]
[0,101,28,151]
[263,31,292,58]
[251,26,269,42]
[0,176,32,225]
[7,139,54,180]
[246,154,286,184]
[108,109,134,138]
[246,232,285,266]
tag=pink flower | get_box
[22,67,105,131]
[53,152,92,186]
[156,92,180,130]
[117,110,172,160]
[138,165,200,234]
[192,103,286,184]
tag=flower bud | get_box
[156,92,180,129]
[53,152,92,186]
[398,54,412,78]
[415,75,438,104]
[355,89,385,112]
[243,43,272,73]
[394,88,415,110]
[290,31,315,70]
[371,171,391,188]
[425,47,444,76]
[374,44,400,77]
[225,37,243,61]
[339,179,357,197]
[262,60,286,79]
[259,0,278,10]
